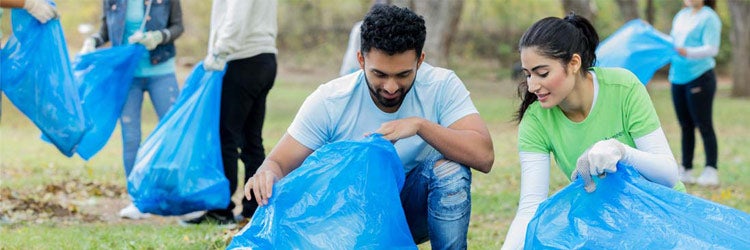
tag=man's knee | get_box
[429,160,471,220]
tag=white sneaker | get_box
[679,166,696,184]
[178,210,205,221]
[696,167,719,187]
[118,203,152,220]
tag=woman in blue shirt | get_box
[669,0,721,186]
[79,0,183,219]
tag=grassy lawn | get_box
[1,59,748,249]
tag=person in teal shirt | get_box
[501,13,682,249]
[669,0,721,186]
[78,0,183,220]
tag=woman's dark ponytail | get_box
[563,12,599,71]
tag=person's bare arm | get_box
[244,133,314,205]
[375,113,494,173]
[0,0,25,8]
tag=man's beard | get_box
[364,74,416,109]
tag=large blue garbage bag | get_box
[1,4,86,156]
[525,163,750,249]
[596,19,676,85]
[127,63,229,216]
[227,135,416,250]
[72,45,145,160]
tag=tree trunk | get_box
[398,0,463,67]
[729,0,750,97]
[561,0,596,22]
[615,0,639,21]
[645,0,654,24]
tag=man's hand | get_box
[24,0,57,24]
[79,37,96,55]
[244,162,284,206]
[128,31,163,50]
[203,53,228,71]
[368,117,424,142]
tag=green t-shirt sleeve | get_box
[624,76,661,139]
[518,106,549,154]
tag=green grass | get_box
[1,62,749,249]
[0,224,229,249]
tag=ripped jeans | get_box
[401,158,472,250]
[120,74,179,176]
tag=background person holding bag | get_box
[670,0,721,187]
[180,0,278,226]
[502,13,682,250]
[78,0,183,220]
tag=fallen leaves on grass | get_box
[0,178,126,226]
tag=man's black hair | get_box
[360,5,426,57]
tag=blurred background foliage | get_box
[0,0,735,78]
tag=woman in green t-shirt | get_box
[501,13,681,250]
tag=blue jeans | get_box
[401,158,472,250]
[120,74,178,176]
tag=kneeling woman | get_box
[501,13,682,250]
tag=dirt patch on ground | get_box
[0,177,255,232]
[0,179,178,227]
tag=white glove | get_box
[203,53,228,71]
[128,31,164,50]
[79,37,96,55]
[581,139,625,176]
[571,148,597,193]
[24,0,58,24]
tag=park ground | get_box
[1,56,749,249]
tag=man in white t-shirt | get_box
[244,5,494,249]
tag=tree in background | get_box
[645,0,654,24]
[561,0,596,22]
[615,0,639,21]
[729,0,750,97]
[392,0,463,67]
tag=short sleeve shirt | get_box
[287,63,479,173]
[518,67,661,177]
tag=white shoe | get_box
[679,166,696,184]
[696,167,719,187]
[178,210,205,221]
[118,203,152,220]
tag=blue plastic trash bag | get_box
[72,45,145,160]
[596,19,676,85]
[227,135,416,250]
[525,163,750,249]
[1,3,86,156]
[127,63,229,216]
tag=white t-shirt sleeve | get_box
[286,88,331,151]
[502,152,550,250]
[437,73,479,126]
